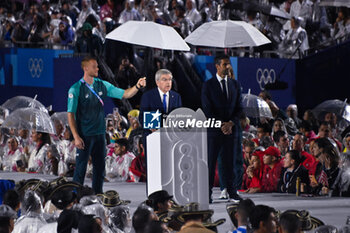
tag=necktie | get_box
[221,79,228,101]
[163,93,167,113]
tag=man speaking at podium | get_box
[139,69,182,154]
[201,54,243,203]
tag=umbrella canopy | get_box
[2,96,48,113]
[51,112,68,127]
[185,20,271,48]
[320,0,350,7]
[242,93,273,119]
[0,106,9,124]
[106,21,190,51]
[264,5,291,19]
[312,99,350,122]
[2,108,56,134]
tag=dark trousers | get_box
[217,151,225,191]
[217,138,244,191]
[233,131,243,190]
[73,134,106,194]
[208,133,236,198]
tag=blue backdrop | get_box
[237,57,296,110]
[193,55,238,82]
[14,48,73,87]
[53,57,116,113]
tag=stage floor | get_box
[1,172,349,232]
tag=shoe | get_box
[219,188,228,199]
[228,193,242,203]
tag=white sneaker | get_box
[219,188,228,199]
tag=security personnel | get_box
[67,56,146,194]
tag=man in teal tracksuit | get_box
[67,56,146,194]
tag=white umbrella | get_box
[270,6,291,19]
[185,20,271,48]
[106,21,190,51]
[320,0,350,7]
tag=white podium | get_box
[147,108,209,208]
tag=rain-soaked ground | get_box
[1,172,349,232]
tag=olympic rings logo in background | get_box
[256,68,276,90]
[28,58,43,78]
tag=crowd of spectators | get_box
[236,91,350,198]
[0,107,146,183]
[0,0,350,58]
[0,179,349,233]
[1,90,350,198]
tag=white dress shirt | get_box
[216,73,228,99]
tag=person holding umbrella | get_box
[67,56,146,194]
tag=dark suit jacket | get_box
[139,88,182,131]
[201,76,243,134]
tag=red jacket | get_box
[301,151,316,174]
[243,169,263,189]
[261,161,283,192]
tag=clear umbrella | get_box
[185,20,271,48]
[2,108,56,134]
[1,95,48,113]
[0,106,9,124]
[312,99,350,122]
[51,112,68,127]
[242,90,273,119]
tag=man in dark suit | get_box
[201,54,243,203]
[139,69,182,153]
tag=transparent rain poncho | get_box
[12,190,46,233]
[82,203,113,233]
[1,139,25,172]
[79,195,102,207]
[314,225,338,233]
[58,154,68,176]
[27,143,50,173]
[43,144,60,175]
[109,206,132,233]
[105,152,135,181]
[331,156,350,197]
[0,204,17,218]
[57,139,76,164]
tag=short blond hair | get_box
[81,56,96,69]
